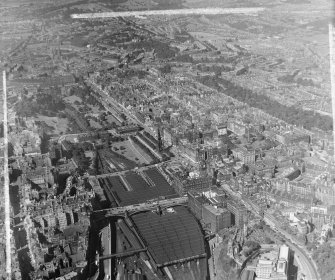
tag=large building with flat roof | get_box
[131,206,207,279]
[202,204,231,233]
[227,200,247,228]
[255,244,289,280]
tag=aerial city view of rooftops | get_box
[0,0,334,280]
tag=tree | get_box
[197,75,333,131]
[312,242,335,280]
[264,237,274,244]
[160,64,172,74]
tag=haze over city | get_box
[0,0,334,280]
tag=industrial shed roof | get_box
[131,206,206,267]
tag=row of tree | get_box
[198,75,333,131]
[16,88,66,117]
[130,39,177,59]
[312,242,335,280]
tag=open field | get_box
[34,115,69,135]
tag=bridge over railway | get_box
[96,247,148,261]
[94,196,188,217]
[52,132,95,144]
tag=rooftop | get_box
[131,206,206,267]
[99,168,177,206]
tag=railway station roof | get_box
[131,206,206,267]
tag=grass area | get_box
[87,104,101,114]
[89,119,102,129]
[34,115,69,135]
[217,245,240,280]
[64,95,83,111]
